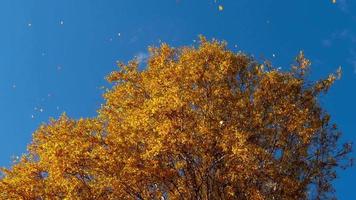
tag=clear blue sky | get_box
[0,0,354,198]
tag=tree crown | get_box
[0,38,352,200]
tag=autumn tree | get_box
[0,38,352,200]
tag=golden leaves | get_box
[0,38,350,200]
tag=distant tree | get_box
[0,37,352,200]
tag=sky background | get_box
[0,0,354,198]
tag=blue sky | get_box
[0,0,354,198]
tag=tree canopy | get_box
[0,38,352,200]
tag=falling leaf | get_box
[336,66,342,79]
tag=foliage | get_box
[0,37,352,199]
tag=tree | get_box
[0,37,352,200]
